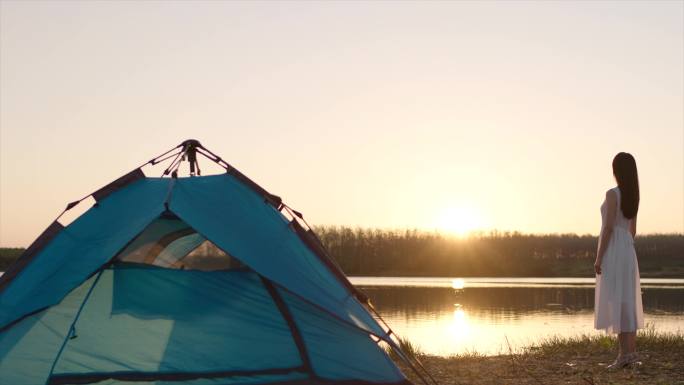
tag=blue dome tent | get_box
[0,140,434,385]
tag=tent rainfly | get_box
[0,140,435,385]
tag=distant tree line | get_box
[314,227,684,278]
[0,248,23,272]
[1,229,682,277]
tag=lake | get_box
[349,276,684,357]
[2,271,682,357]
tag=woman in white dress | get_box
[594,152,644,368]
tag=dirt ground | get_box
[399,343,684,385]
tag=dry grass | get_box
[385,336,425,362]
[396,327,684,385]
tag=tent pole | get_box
[370,306,439,385]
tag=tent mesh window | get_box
[116,217,244,271]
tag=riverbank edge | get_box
[396,330,684,385]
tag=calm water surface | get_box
[350,277,684,356]
[2,272,681,357]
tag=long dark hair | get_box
[612,152,639,219]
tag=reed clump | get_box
[525,324,684,358]
[383,336,424,362]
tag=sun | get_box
[436,206,484,236]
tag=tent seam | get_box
[259,276,315,378]
[43,270,104,385]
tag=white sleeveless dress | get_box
[594,187,644,334]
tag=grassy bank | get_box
[397,328,684,385]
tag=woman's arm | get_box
[630,215,637,238]
[595,189,617,274]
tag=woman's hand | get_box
[594,259,602,275]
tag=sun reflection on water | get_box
[448,307,470,339]
[355,278,684,356]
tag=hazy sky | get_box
[1,1,682,247]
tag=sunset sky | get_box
[1,1,682,247]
